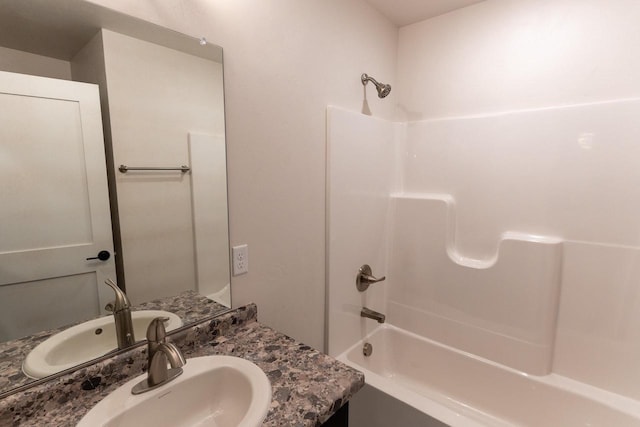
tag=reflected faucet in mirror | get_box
[104,279,135,349]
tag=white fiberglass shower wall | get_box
[327,0,640,424]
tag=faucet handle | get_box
[146,317,170,343]
[356,264,386,292]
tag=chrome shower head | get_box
[361,73,391,98]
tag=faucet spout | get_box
[132,317,186,395]
[104,279,135,349]
[361,307,386,323]
[147,342,186,386]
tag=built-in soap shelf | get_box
[391,192,563,269]
[388,192,563,374]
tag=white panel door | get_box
[0,71,116,341]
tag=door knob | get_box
[86,250,111,261]
[356,264,386,292]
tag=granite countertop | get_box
[1,304,365,426]
[0,290,226,394]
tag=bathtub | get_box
[338,325,640,427]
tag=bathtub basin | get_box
[339,325,640,427]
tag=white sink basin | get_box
[77,355,272,427]
[22,310,182,379]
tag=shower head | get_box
[361,73,391,98]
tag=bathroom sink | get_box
[22,310,182,379]
[77,355,272,427]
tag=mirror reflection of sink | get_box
[77,355,272,427]
[22,310,182,379]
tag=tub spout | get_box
[361,307,386,323]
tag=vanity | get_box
[0,304,364,426]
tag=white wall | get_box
[397,0,640,120]
[396,0,640,398]
[0,46,71,80]
[86,0,398,350]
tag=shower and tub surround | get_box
[326,100,640,425]
[327,107,564,375]
[1,304,364,426]
[326,106,399,357]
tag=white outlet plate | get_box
[232,244,249,276]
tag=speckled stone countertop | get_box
[0,290,226,394]
[1,304,364,427]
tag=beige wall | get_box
[0,46,71,79]
[86,0,398,350]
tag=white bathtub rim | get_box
[337,323,640,426]
[337,324,509,427]
[338,348,497,427]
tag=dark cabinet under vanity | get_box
[322,403,349,427]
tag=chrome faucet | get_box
[132,317,186,395]
[104,278,135,349]
[361,307,386,323]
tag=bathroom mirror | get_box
[0,0,230,394]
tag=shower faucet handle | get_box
[356,264,386,292]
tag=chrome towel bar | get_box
[119,165,190,173]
